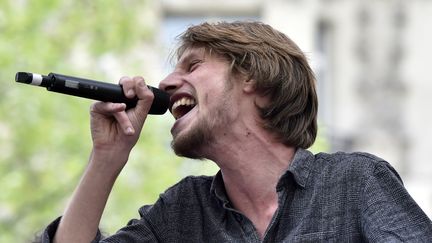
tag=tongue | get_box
[173,105,195,119]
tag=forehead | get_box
[176,47,229,66]
[177,47,206,64]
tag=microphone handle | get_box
[38,73,168,114]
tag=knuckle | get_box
[142,88,154,101]
[90,104,96,113]
[119,76,131,85]
[90,102,101,113]
[133,76,145,83]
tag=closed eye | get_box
[188,60,202,72]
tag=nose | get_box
[159,72,182,95]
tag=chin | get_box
[170,119,213,160]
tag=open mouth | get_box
[171,96,196,120]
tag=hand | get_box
[89,76,154,163]
[53,77,154,243]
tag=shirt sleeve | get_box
[39,179,186,242]
[40,216,103,243]
[39,209,159,243]
[99,205,161,242]
[361,161,432,242]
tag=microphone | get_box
[15,72,169,115]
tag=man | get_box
[43,21,432,242]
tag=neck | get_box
[201,119,296,238]
[214,132,295,205]
[205,121,296,191]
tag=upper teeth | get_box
[172,97,196,111]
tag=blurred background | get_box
[1,0,431,241]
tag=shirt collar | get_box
[210,170,230,205]
[210,148,315,200]
[282,148,314,189]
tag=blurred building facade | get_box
[150,0,432,217]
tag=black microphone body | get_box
[15,72,169,115]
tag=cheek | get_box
[197,92,212,111]
[204,93,209,106]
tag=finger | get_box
[134,77,154,101]
[90,102,126,115]
[113,111,135,135]
[134,78,154,120]
[119,76,135,99]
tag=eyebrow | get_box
[176,50,204,69]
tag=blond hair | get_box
[177,21,318,148]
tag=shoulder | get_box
[159,175,215,204]
[167,175,214,192]
[314,151,391,172]
[315,151,386,167]
[134,175,217,240]
[138,175,215,216]
[309,151,402,185]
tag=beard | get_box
[170,116,214,160]
[171,91,233,160]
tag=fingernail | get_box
[125,127,134,135]
[127,90,134,96]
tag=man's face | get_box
[159,48,238,159]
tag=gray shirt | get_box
[43,149,432,242]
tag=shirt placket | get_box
[221,199,262,242]
[262,177,295,243]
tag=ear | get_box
[242,79,269,107]
[242,78,256,94]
